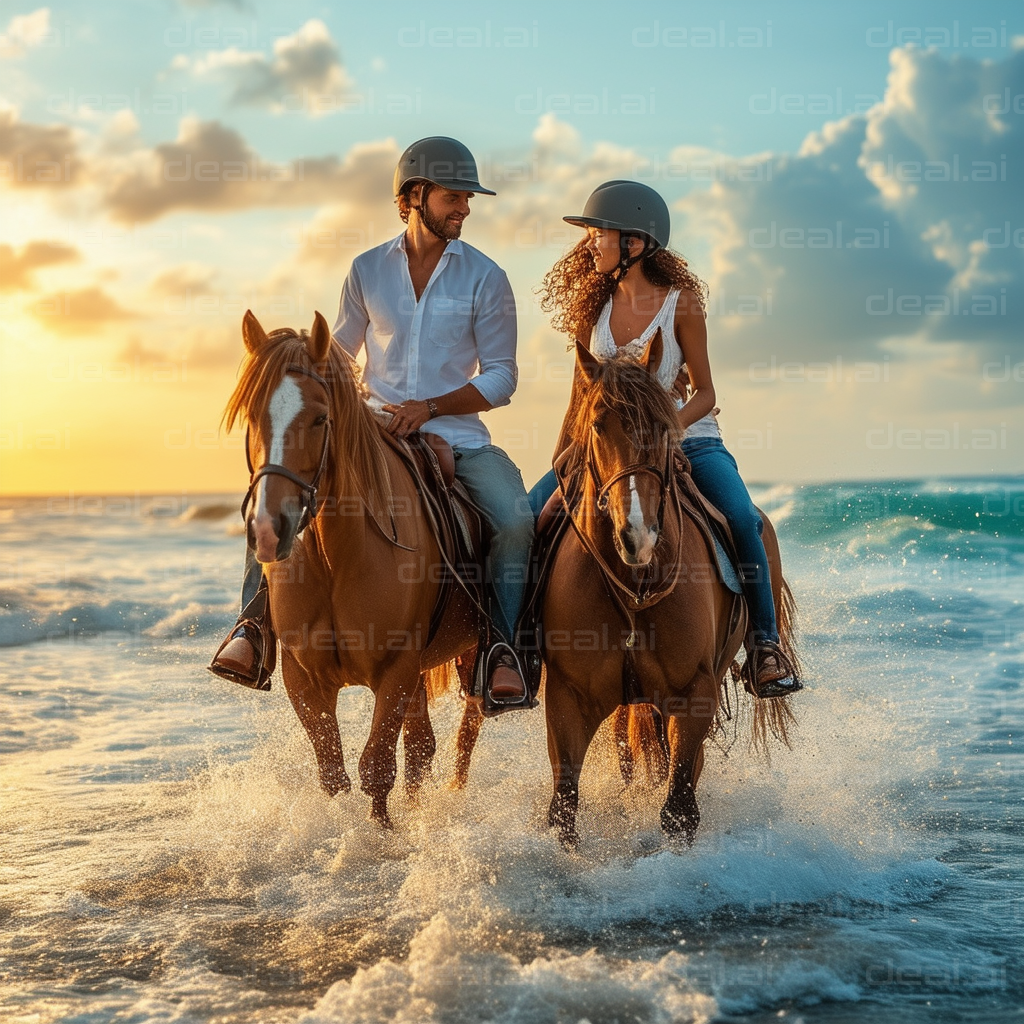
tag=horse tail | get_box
[422,660,458,702]
[750,576,799,757]
[623,705,669,787]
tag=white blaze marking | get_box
[627,474,644,533]
[255,375,304,519]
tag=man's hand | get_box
[382,399,432,437]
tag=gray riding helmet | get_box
[393,136,496,196]
[563,180,670,249]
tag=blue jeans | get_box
[453,445,535,641]
[525,437,778,643]
[240,444,535,644]
[683,437,777,643]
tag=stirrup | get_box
[744,640,803,700]
[208,618,275,691]
[475,640,534,718]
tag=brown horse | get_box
[226,310,482,826]
[543,332,796,847]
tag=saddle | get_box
[378,429,488,645]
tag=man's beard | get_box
[420,203,462,241]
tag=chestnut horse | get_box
[227,310,481,826]
[543,333,796,847]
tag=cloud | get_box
[30,286,139,333]
[0,7,50,58]
[173,19,352,116]
[147,263,218,297]
[859,47,1024,346]
[99,118,397,221]
[0,105,81,188]
[0,240,79,291]
[677,46,1024,366]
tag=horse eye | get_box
[312,414,327,427]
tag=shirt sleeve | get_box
[468,267,518,408]
[331,260,369,358]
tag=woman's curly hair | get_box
[538,239,708,344]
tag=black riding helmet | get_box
[393,136,496,196]
[564,180,671,284]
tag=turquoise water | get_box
[1,478,1021,1023]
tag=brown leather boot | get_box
[208,585,275,691]
[488,650,527,701]
[745,640,803,699]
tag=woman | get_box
[529,179,801,698]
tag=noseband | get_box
[240,364,332,537]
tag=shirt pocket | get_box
[422,294,475,349]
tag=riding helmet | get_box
[393,136,496,196]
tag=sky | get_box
[1,0,1022,494]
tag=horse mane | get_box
[223,328,393,510]
[565,354,682,477]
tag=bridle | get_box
[560,416,684,644]
[588,425,675,531]
[240,364,332,537]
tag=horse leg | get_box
[451,652,483,791]
[660,684,715,843]
[546,682,603,850]
[359,669,419,828]
[280,648,351,796]
[402,673,436,800]
[612,705,635,787]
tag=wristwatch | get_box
[426,398,439,419]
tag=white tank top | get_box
[590,289,720,439]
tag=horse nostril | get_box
[619,528,637,558]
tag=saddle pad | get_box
[713,535,743,594]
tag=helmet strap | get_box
[611,234,659,291]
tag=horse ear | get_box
[575,338,600,384]
[242,309,268,353]
[641,327,664,375]
[308,311,332,365]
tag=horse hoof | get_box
[556,829,580,852]
[661,808,698,846]
[369,795,393,830]
[369,811,394,830]
[321,773,352,797]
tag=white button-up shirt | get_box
[332,232,518,448]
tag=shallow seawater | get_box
[1,480,1021,1023]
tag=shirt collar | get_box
[393,232,464,257]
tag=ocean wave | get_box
[775,479,1024,557]
[300,915,718,1024]
[817,586,1020,646]
[0,597,232,647]
[145,602,234,639]
[176,502,239,524]
[844,515,940,557]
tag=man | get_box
[210,136,533,705]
